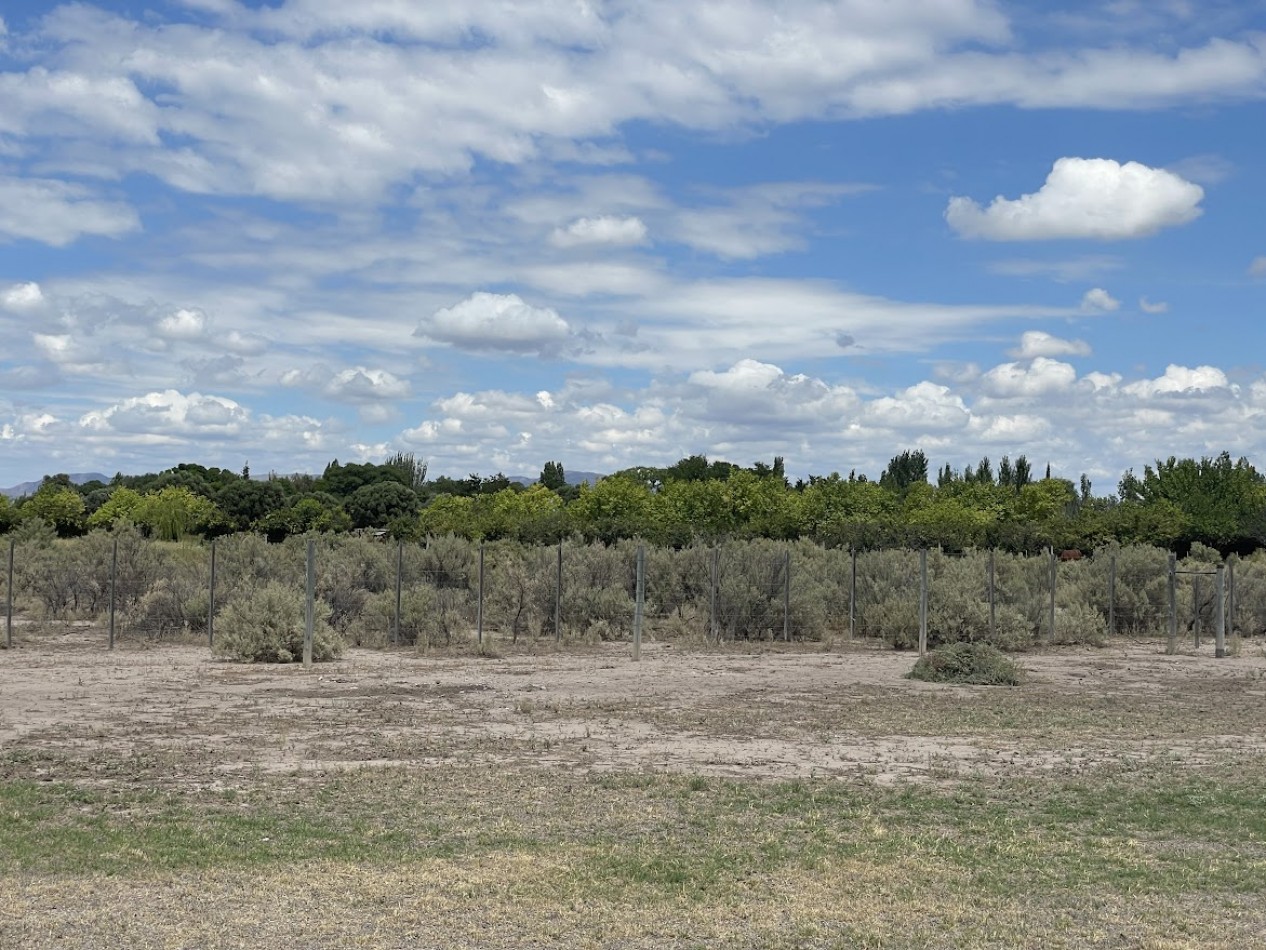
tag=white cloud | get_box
[550,215,648,248]
[864,382,970,431]
[1249,256,1266,278]
[419,292,571,354]
[946,158,1204,241]
[1,281,44,311]
[1138,296,1169,314]
[325,367,410,402]
[1008,331,1091,359]
[1123,364,1230,397]
[1080,288,1121,313]
[79,390,251,437]
[157,308,208,340]
[981,357,1078,397]
[0,176,140,246]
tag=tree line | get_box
[1,449,1263,555]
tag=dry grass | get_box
[4,633,1266,947]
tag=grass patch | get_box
[908,642,1025,686]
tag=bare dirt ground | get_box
[3,630,1266,787]
[5,631,1266,949]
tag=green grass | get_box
[5,762,1265,897]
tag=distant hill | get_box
[0,472,110,499]
[509,470,604,488]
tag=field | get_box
[3,632,1266,948]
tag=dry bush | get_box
[909,641,1025,686]
[212,581,343,663]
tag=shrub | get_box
[212,582,343,663]
[908,642,1024,686]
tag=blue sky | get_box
[1,0,1264,488]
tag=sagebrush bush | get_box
[212,582,343,663]
[908,642,1024,686]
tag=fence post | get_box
[208,538,217,649]
[918,548,928,656]
[1193,575,1202,649]
[108,537,118,651]
[709,545,719,642]
[555,541,563,643]
[477,542,485,648]
[1108,554,1117,638]
[1215,563,1226,659]
[303,538,315,668]
[633,543,644,661]
[782,549,791,642]
[1047,547,1057,646]
[392,540,403,647]
[1167,553,1177,654]
[849,545,857,641]
[5,538,13,650]
[987,548,995,641]
[1228,558,1237,638]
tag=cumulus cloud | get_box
[0,176,140,246]
[550,215,648,248]
[1008,331,1091,359]
[1249,256,1266,278]
[419,292,571,354]
[982,358,1078,397]
[1138,297,1169,314]
[281,365,410,404]
[1080,288,1121,312]
[325,367,410,402]
[157,308,208,340]
[79,390,251,437]
[946,158,1204,241]
[1122,364,1229,397]
[864,382,970,431]
[1,281,44,311]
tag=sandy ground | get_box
[4,629,1266,787]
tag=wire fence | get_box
[3,532,1264,656]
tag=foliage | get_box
[22,486,87,537]
[211,582,343,663]
[908,642,1025,686]
[345,481,418,529]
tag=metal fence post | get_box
[207,538,217,648]
[1193,575,1202,649]
[1108,554,1117,638]
[918,548,928,656]
[709,545,719,642]
[987,548,995,641]
[108,537,118,651]
[1228,558,1237,638]
[848,545,857,641]
[393,540,403,647]
[1215,563,1226,659]
[782,549,791,642]
[477,542,485,647]
[555,541,563,643]
[633,543,644,661]
[1167,553,1177,654]
[5,538,13,650]
[1047,547,1057,645]
[303,538,315,668]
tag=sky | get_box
[1,0,1264,490]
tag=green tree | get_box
[22,485,86,537]
[216,479,289,531]
[134,486,223,541]
[345,481,419,529]
[539,461,567,492]
[879,450,929,493]
[87,487,145,530]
